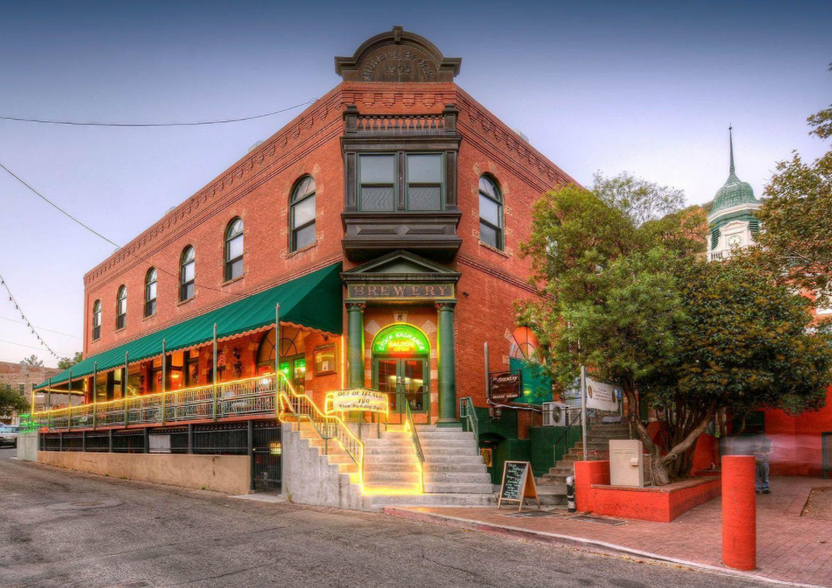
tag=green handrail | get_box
[458,396,478,440]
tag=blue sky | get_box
[0,0,830,366]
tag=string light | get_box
[0,272,59,360]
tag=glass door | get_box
[279,355,307,394]
[373,358,428,415]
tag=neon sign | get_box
[372,325,429,356]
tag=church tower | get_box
[707,127,761,261]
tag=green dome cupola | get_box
[710,126,758,215]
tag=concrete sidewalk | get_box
[385,477,832,587]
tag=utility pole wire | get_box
[0,315,81,339]
[0,98,318,127]
[0,160,245,299]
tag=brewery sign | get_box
[488,370,522,403]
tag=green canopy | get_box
[37,262,343,389]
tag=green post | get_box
[47,378,52,430]
[436,302,459,427]
[212,323,218,421]
[123,352,129,426]
[92,362,97,430]
[346,302,364,389]
[275,305,280,387]
[67,369,72,431]
[161,339,167,425]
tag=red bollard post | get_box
[722,455,756,571]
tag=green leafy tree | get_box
[20,354,43,368]
[0,383,28,419]
[521,175,832,485]
[757,75,832,304]
[58,352,83,370]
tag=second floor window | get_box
[180,246,195,301]
[145,268,157,317]
[359,154,396,211]
[224,218,244,281]
[116,285,127,330]
[290,176,316,252]
[357,152,444,212]
[479,175,504,250]
[406,154,442,211]
[92,300,101,341]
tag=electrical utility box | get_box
[609,439,644,487]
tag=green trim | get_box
[37,263,343,389]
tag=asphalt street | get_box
[0,447,769,588]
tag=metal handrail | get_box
[458,396,478,441]
[552,408,596,459]
[24,375,278,432]
[276,373,364,472]
[403,403,425,493]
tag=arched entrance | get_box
[371,324,430,418]
[257,327,307,394]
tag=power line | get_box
[0,98,318,127]
[0,315,81,339]
[0,161,246,299]
[0,272,60,359]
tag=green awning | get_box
[37,262,343,389]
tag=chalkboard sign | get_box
[497,460,540,511]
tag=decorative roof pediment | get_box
[335,26,461,83]
[342,250,460,283]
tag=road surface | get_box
[0,448,767,587]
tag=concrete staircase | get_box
[536,422,631,502]
[361,425,495,510]
[283,420,496,511]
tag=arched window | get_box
[116,285,127,330]
[180,246,195,302]
[290,176,316,252]
[92,300,101,341]
[144,268,157,317]
[224,218,244,281]
[479,175,504,250]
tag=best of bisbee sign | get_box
[326,388,388,414]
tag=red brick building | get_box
[28,28,573,500]
[42,27,569,423]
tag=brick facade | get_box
[72,32,576,438]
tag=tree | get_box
[520,175,832,485]
[0,383,28,419]
[20,354,43,368]
[756,77,832,305]
[58,352,83,370]
[592,171,685,227]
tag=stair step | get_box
[422,446,479,456]
[364,461,421,472]
[422,454,484,465]
[416,431,475,441]
[367,493,496,510]
[419,438,477,448]
[423,462,487,473]
[423,482,493,494]
[363,481,420,492]
[363,471,421,483]
[423,472,492,484]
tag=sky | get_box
[0,0,830,367]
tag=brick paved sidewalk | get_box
[386,477,832,587]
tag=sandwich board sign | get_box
[497,460,540,512]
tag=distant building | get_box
[0,361,61,424]
[706,127,762,262]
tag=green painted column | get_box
[436,301,459,427]
[346,302,365,389]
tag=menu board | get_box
[497,460,540,511]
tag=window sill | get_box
[221,274,245,287]
[176,297,195,308]
[478,241,509,258]
[142,313,157,322]
[114,327,126,334]
[314,370,337,377]
[286,242,318,258]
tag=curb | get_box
[383,507,825,588]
